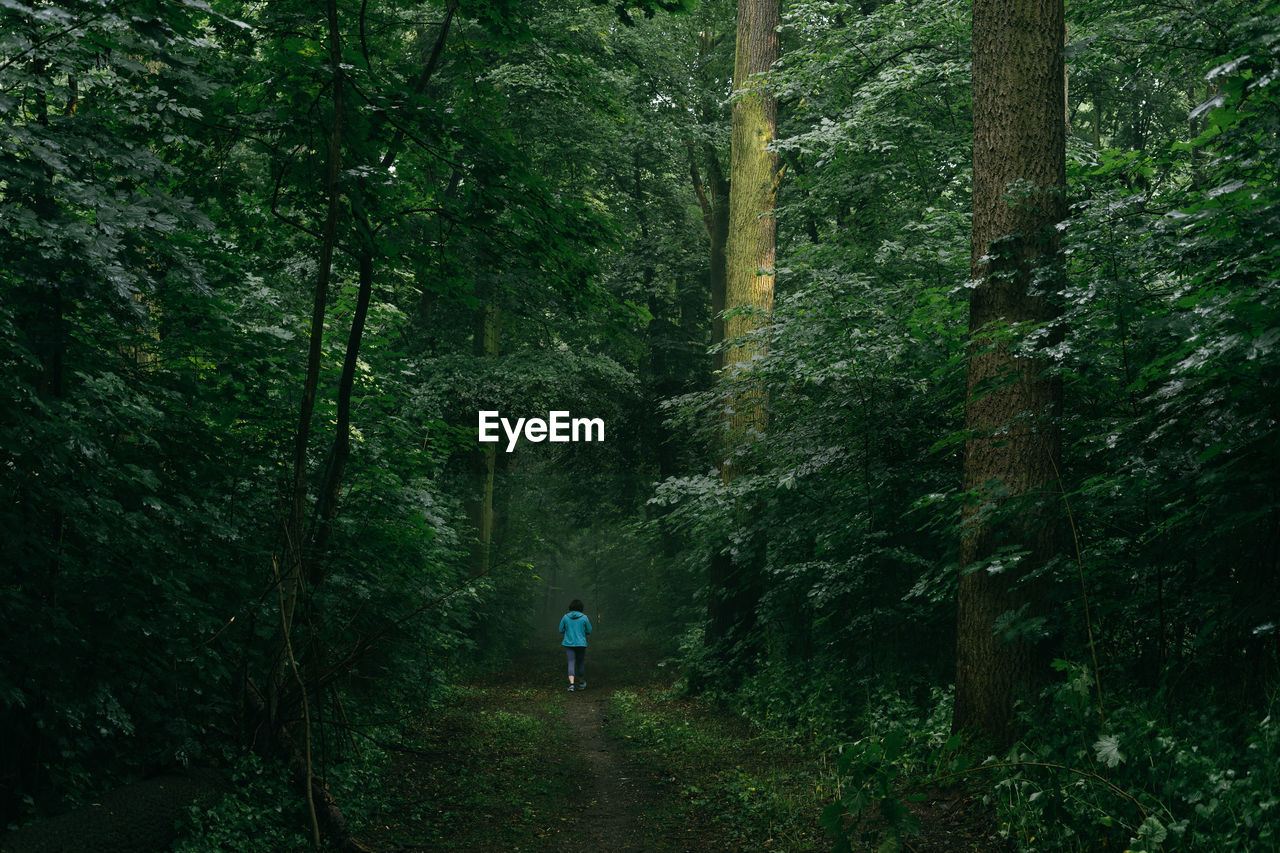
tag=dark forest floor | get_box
[357,637,1004,852]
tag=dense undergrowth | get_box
[3,0,1277,849]
[172,677,578,852]
[697,656,1280,852]
[199,639,841,853]
[606,687,833,852]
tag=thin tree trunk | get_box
[691,145,730,370]
[283,0,346,629]
[267,5,372,849]
[308,246,375,582]
[468,297,500,577]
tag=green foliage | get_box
[817,688,962,851]
[988,679,1280,851]
[653,0,1280,849]
[174,754,311,853]
[645,0,975,689]
[607,688,832,851]
[820,731,921,851]
[1,0,676,832]
[0,0,273,802]
[1049,5,1280,703]
[4,0,1279,847]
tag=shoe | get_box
[568,684,574,691]
[578,682,586,690]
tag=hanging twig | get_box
[273,556,321,847]
[1050,453,1107,730]
[926,759,1146,820]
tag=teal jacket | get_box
[559,611,592,647]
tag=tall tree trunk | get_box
[722,0,779,447]
[468,296,500,577]
[263,3,456,841]
[705,0,780,662]
[263,2,348,846]
[953,0,1067,745]
[308,244,375,584]
[277,0,346,694]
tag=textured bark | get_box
[953,0,1067,745]
[705,0,780,662]
[722,0,780,452]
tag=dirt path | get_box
[560,674,647,848]
[362,639,674,852]
[364,639,997,853]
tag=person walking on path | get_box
[559,599,592,692]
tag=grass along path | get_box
[358,636,833,852]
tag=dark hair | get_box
[569,599,585,612]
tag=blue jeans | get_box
[565,646,586,681]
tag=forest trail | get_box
[359,638,1003,853]
[560,676,645,845]
[557,650,648,850]
[362,637,742,852]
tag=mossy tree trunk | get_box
[706,0,780,663]
[722,0,779,441]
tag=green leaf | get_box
[1131,815,1169,849]
[1093,734,1125,768]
